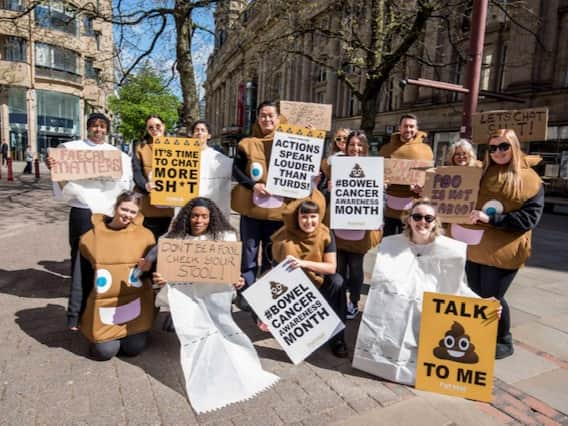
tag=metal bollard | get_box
[7,157,14,181]
[34,158,40,179]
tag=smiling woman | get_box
[74,191,156,361]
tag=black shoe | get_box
[162,313,175,333]
[237,293,251,312]
[495,342,514,359]
[330,339,349,358]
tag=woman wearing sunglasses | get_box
[132,115,174,240]
[320,128,350,185]
[452,129,544,359]
[353,199,481,385]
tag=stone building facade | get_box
[205,0,568,184]
[0,0,114,160]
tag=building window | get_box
[497,44,508,91]
[35,1,78,37]
[1,36,27,62]
[83,15,95,36]
[36,89,80,154]
[480,51,494,91]
[1,0,23,11]
[317,66,327,82]
[84,57,98,80]
[35,42,80,82]
[8,87,28,160]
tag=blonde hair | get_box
[331,128,350,154]
[446,139,477,167]
[483,129,523,199]
[402,198,444,242]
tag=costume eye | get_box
[250,162,263,181]
[444,335,455,349]
[482,200,504,216]
[128,267,142,288]
[458,337,470,351]
[95,269,112,294]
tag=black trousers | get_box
[319,273,346,341]
[239,215,283,287]
[67,207,94,327]
[90,332,148,361]
[337,250,364,305]
[465,261,517,341]
[383,217,404,236]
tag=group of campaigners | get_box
[47,101,544,393]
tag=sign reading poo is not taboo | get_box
[415,292,499,402]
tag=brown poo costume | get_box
[450,156,542,269]
[135,143,174,218]
[271,189,329,287]
[231,117,290,221]
[379,131,433,219]
[79,214,156,343]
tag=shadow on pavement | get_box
[14,303,89,358]
[526,212,568,272]
[0,263,70,299]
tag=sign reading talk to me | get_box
[266,124,325,199]
[243,260,344,365]
[330,156,383,230]
[383,158,434,186]
[472,107,548,144]
[279,100,333,131]
[157,238,241,284]
[48,148,122,182]
[415,292,499,403]
[151,137,201,207]
[423,166,482,224]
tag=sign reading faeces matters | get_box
[423,166,482,224]
[48,148,122,182]
[151,137,201,207]
[157,238,242,285]
[415,292,499,403]
[472,107,548,144]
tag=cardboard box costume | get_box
[79,214,156,343]
[379,131,433,219]
[449,157,542,269]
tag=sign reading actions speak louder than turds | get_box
[48,148,122,182]
[157,238,242,285]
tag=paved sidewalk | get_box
[0,175,567,425]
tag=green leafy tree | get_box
[109,64,181,143]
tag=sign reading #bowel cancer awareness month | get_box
[415,292,499,403]
[330,156,383,230]
[243,260,344,365]
[265,124,325,199]
[151,137,201,207]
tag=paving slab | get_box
[494,345,559,384]
[512,321,568,361]
[514,368,568,415]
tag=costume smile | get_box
[99,298,141,325]
[451,224,484,245]
[386,195,414,210]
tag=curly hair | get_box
[166,197,235,240]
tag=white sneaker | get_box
[346,301,360,320]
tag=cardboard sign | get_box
[472,107,548,144]
[280,101,333,131]
[330,156,383,230]
[415,292,499,403]
[48,148,122,182]
[384,158,434,186]
[423,166,482,224]
[151,137,201,207]
[243,261,344,365]
[157,238,241,284]
[266,124,325,199]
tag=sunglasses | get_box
[411,213,436,223]
[148,124,162,130]
[488,142,510,154]
[334,136,346,142]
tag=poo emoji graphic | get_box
[270,281,288,299]
[349,163,366,178]
[433,321,479,364]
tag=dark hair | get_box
[298,201,320,215]
[142,115,165,144]
[399,113,418,124]
[346,130,369,156]
[114,190,141,211]
[257,100,279,115]
[87,112,110,130]
[166,197,235,240]
[191,120,211,134]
